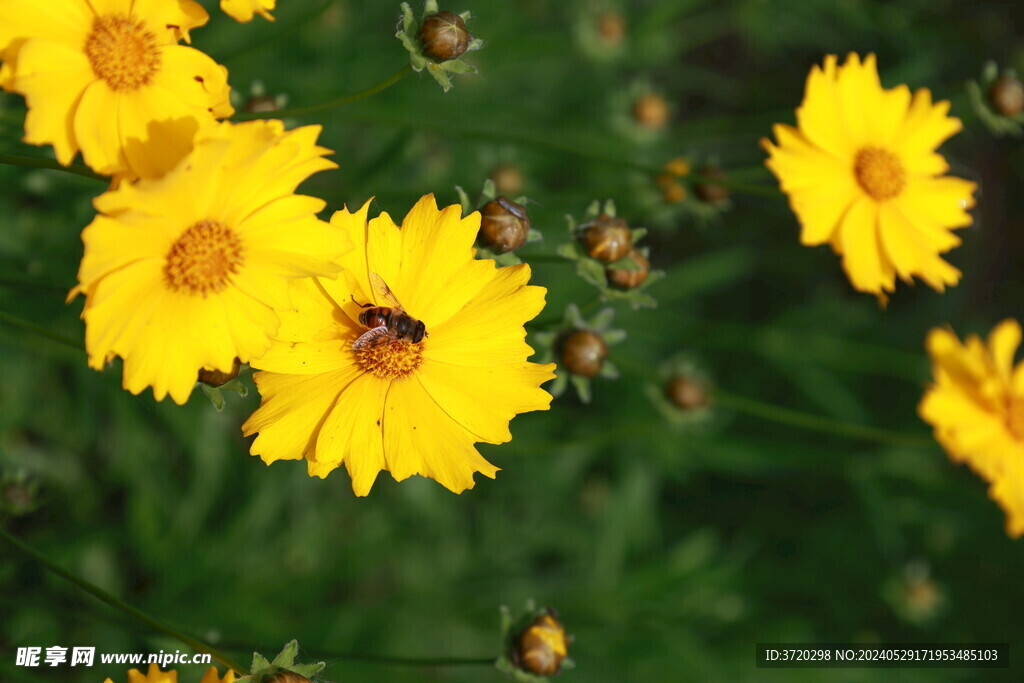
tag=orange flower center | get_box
[354,339,424,380]
[1007,396,1024,441]
[853,147,907,200]
[164,221,244,296]
[85,14,161,92]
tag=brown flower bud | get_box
[632,93,670,130]
[198,358,241,387]
[582,214,632,263]
[561,330,608,378]
[695,166,729,204]
[479,196,530,253]
[656,173,687,203]
[597,11,625,46]
[607,248,650,289]
[665,375,709,410]
[419,11,471,62]
[243,94,279,114]
[265,673,310,683]
[516,611,569,676]
[990,73,1024,117]
[489,164,524,195]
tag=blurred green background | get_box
[2,0,1024,680]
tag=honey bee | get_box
[352,273,427,350]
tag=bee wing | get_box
[369,272,405,313]
[352,325,390,351]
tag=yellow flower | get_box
[919,320,1024,538]
[103,664,236,683]
[74,119,349,405]
[243,195,556,495]
[0,0,233,180]
[221,0,276,23]
[762,53,977,297]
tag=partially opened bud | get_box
[419,11,471,61]
[516,610,570,676]
[561,330,608,378]
[198,358,241,387]
[632,93,670,130]
[597,11,625,46]
[666,375,710,410]
[582,214,632,263]
[489,164,525,195]
[695,166,729,204]
[479,196,531,253]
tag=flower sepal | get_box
[236,640,324,683]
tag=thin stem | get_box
[235,65,412,121]
[0,526,245,675]
[0,153,105,181]
[325,653,495,667]
[712,388,934,448]
[0,310,84,351]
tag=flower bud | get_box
[666,375,709,410]
[265,673,310,683]
[561,330,608,378]
[632,93,670,130]
[582,214,632,263]
[419,11,471,62]
[489,164,524,195]
[664,157,691,177]
[479,196,530,253]
[656,173,687,203]
[198,358,241,387]
[244,94,280,114]
[607,248,650,289]
[695,166,729,204]
[597,11,625,46]
[989,73,1024,117]
[516,610,569,677]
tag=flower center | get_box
[1007,396,1024,441]
[85,14,161,92]
[853,147,907,200]
[164,220,244,296]
[355,339,424,380]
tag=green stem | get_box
[0,526,245,675]
[0,153,105,181]
[0,310,84,351]
[325,653,495,667]
[712,388,933,448]
[234,65,412,121]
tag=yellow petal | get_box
[877,202,960,291]
[132,0,210,43]
[313,373,389,494]
[244,365,361,463]
[0,0,93,51]
[988,320,1022,384]
[837,197,894,293]
[382,377,500,493]
[73,79,126,175]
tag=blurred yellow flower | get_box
[920,320,1024,538]
[243,195,556,495]
[221,0,276,23]
[103,663,236,683]
[74,120,348,405]
[763,53,976,297]
[0,0,233,180]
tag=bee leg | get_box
[350,294,374,309]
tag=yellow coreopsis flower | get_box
[103,663,236,683]
[919,320,1024,538]
[74,119,350,405]
[763,53,977,297]
[221,0,276,22]
[0,0,233,180]
[242,195,556,495]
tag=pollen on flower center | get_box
[84,14,161,92]
[1006,396,1024,441]
[355,339,424,380]
[164,220,244,296]
[853,146,907,201]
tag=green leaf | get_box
[603,329,627,345]
[481,178,496,200]
[630,228,647,243]
[600,359,620,379]
[444,58,478,75]
[570,374,592,403]
[271,640,299,668]
[200,383,225,412]
[589,307,616,331]
[424,0,439,14]
[556,241,582,260]
[455,185,471,209]
[575,258,607,287]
